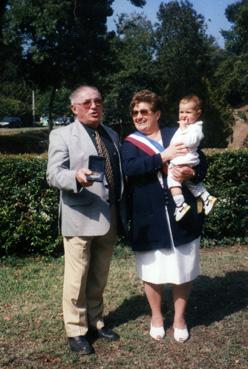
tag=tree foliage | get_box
[103,13,156,136]
[0,0,146,127]
[149,1,232,147]
[0,0,247,148]
[222,0,248,55]
[215,0,248,107]
[3,0,114,86]
[155,0,214,115]
[2,0,115,127]
[214,54,248,107]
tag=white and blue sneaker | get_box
[174,202,191,222]
[203,195,217,215]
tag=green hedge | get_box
[0,151,248,256]
[0,155,61,256]
[201,149,248,246]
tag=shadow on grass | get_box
[105,294,149,328]
[188,270,248,328]
[105,270,248,329]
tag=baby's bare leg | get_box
[170,186,183,197]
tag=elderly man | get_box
[47,85,126,354]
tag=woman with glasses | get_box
[121,90,207,343]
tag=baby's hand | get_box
[178,118,189,128]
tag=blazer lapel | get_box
[72,120,98,155]
[162,127,176,149]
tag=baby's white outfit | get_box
[167,120,205,197]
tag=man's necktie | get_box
[95,129,115,202]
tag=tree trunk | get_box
[48,86,56,131]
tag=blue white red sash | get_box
[125,131,168,178]
[125,131,164,155]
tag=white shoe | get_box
[203,195,217,215]
[173,326,189,343]
[150,324,165,341]
[174,202,191,221]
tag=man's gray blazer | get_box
[46,120,126,237]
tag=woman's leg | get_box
[172,281,192,328]
[143,281,164,327]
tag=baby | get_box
[167,94,217,221]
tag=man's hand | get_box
[75,168,94,187]
[171,165,195,183]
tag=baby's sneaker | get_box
[196,197,204,214]
[203,195,217,215]
[174,202,191,221]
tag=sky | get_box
[107,0,239,48]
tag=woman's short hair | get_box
[130,90,163,114]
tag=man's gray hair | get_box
[70,85,100,104]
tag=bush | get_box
[0,155,61,256]
[202,149,248,246]
[0,150,248,256]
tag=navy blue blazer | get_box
[120,127,207,252]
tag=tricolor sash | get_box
[125,131,168,184]
[125,131,164,155]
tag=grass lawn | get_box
[0,245,247,369]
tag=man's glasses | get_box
[75,98,103,109]
[131,109,152,117]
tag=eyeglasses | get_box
[75,98,103,109]
[131,109,152,117]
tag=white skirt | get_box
[135,237,201,285]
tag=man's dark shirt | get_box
[83,123,122,203]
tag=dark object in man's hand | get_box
[86,155,105,182]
